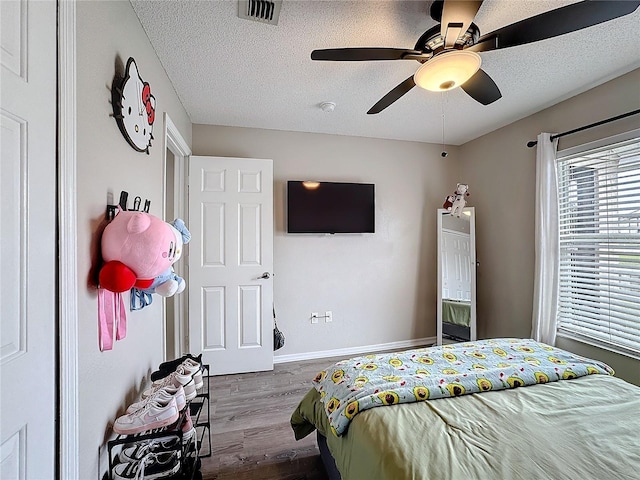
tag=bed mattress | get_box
[292,359,640,480]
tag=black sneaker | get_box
[151,354,202,382]
[118,436,182,463]
[113,451,180,480]
[121,435,181,456]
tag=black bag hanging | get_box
[273,305,285,351]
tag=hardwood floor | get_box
[199,356,342,480]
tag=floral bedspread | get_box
[312,338,614,436]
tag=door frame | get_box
[58,0,79,477]
[162,113,191,359]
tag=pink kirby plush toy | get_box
[99,210,190,293]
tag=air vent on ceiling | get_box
[238,0,282,26]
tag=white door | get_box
[188,156,274,375]
[441,230,472,301]
[1,0,56,477]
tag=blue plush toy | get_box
[141,267,185,297]
[143,219,190,296]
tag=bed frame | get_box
[317,431,342,480]
[442,321,470,342]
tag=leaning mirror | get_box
[437,207,477,345]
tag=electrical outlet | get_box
[311,312,319,324]
[325,311,332,322]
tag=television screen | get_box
[287,181,375,234]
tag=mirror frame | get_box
[436,207,477,345]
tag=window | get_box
[556,134,640,358]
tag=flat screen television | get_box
[287,181,375,234]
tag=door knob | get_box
[259,272,271,279]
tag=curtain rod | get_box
[526,109,640,148]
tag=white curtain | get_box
[531,133,559,345]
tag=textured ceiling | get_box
[131,0,640,145]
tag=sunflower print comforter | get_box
[313,338,614,436]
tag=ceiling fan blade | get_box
[367,76,416,114]
[468,0,640,53]
[311,48,422,61]
[430,0,444,22]
[460,69,501,105]
[441,1,483,47]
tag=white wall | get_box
[458,68,640,385]
[76,2,192,478]
[192,126,460,358]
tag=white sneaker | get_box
[126,385,186,414]
[113,397,179,435]
[182,426,197,449]
[143,371,196,401]
[176,360,203,391]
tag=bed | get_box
[441,299,471,341]
[290,338,640,480]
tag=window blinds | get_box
[556,136,640,357]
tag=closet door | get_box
[1,1,56,477]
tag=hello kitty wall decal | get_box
[112,57,156,154]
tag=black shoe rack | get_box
[107,364,212,480]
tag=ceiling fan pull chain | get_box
[441,92,448,157]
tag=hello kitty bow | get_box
[141,83,155,125]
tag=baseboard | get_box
[273,336,436,364]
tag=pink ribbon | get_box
[98,288,127,351]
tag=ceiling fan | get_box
[311,0,640,114]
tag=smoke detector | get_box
[319,102,336,112]
[238,0,282,26]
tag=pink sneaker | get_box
[181,415,197,448]
[113,397,179,435]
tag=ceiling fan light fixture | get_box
[414,50,481,92]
